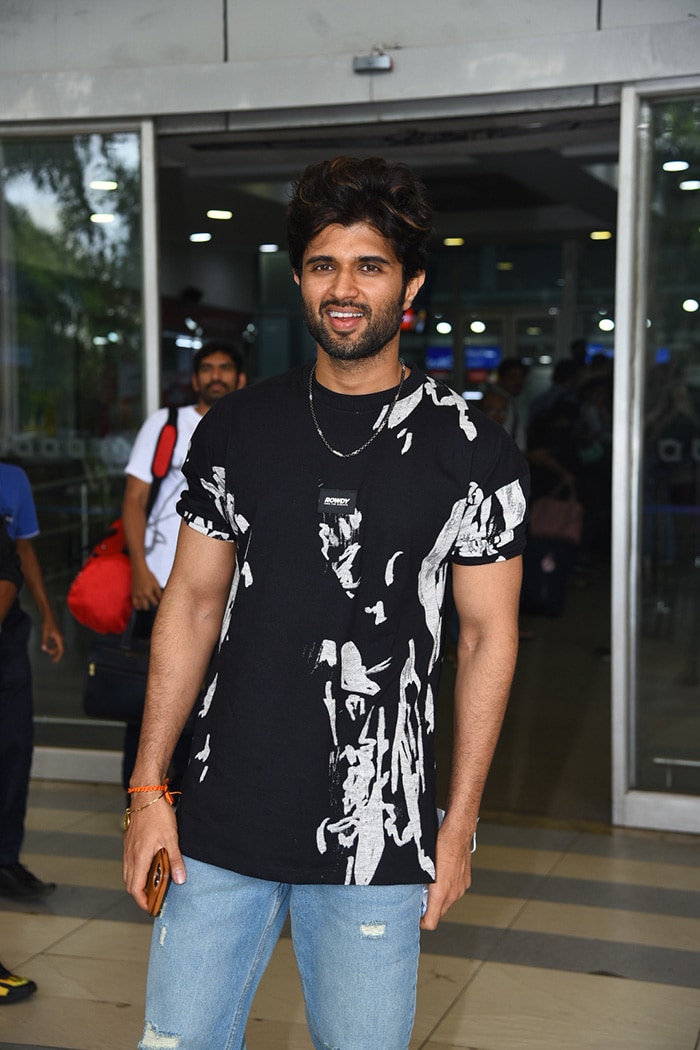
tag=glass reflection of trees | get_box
[1,132,143,443]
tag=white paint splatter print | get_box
[340,642,390,695]
[199,674,218,718]
[319,510,363,596]
[194,733,211,783]
[385,551,403,585]
[364,601,387,625]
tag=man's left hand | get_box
[41,619,65,662]
[419,819,475,930]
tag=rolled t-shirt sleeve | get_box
[451,419,530,565]
[176,404,238,543]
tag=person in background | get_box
[0,517,38,1002]
[120,341,246,791]
[478,388,509,427]
[0,464,63,900]
[528,358,585,431]
[489,358,529,448]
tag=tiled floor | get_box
[1,780,699,1050]
[3,569,700,1048]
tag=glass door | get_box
[613,83,700,833]
[0,124,156,771]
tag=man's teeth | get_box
[329,310,363,317]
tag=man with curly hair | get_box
[125,156,528,1050]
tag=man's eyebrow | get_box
[305,254,333,266]
[304,253,393,266]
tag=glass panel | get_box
[0,131,143,751]
[637,96,700,795]
[514,314,556,364]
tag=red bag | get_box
[67,409,178,634]
[67,519,132,634]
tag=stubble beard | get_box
[196,381,236,407]
[303,295,406,362]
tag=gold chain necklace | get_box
[308,359,406,459]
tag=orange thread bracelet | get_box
[128,780,181,806]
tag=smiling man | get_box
[124,156,529,1050]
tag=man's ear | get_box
[403,271,426,309]
[236,373,247,390]
[293,270,301,287]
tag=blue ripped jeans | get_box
[138,856,422,1050]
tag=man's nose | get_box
[328,266,360,301]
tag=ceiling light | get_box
[682,298,699,313]
[258,243,279,253]
[90,180,118,191]
[207,209,233,220]
[443,237,464,247]
[590,230,612,240]
[470,320,486,334]
[92,336,108,345]
[679,180,700,191]
[496,261,514,271]
[190,232,211,243]
[598,318,615,332]
[436,321,452,335]
[526,327,541,336]
[663,161,689,172]
[90,213,114,224]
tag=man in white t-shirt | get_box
[119,341,246,787]
[122,342,246,607]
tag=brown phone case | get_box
[145,847,171,916]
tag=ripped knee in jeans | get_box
[139,1020,181,1049]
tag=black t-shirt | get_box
[176,365,528,885]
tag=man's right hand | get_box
[123,797,186,912]
[131,565,163,610]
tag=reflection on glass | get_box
[638,97,700,796]
[0,131,143,749]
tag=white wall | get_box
[0,2,698,126]
[226,0,598,62]
[0,0,225,72]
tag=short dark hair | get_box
[192,340,243,376]
[287,156,433,281]
[552,359,582,385]
[497,358,528,380]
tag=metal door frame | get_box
[612,76,700,833]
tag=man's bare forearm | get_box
[446,625,518,831]
[130,578,226,787]
[123,524,235,909]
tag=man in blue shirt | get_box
[0,517,39,1000]
[0,462,64,899]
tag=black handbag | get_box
[82,613,150,723]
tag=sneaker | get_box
[0,863,56,899]
[0,963,37,1004]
